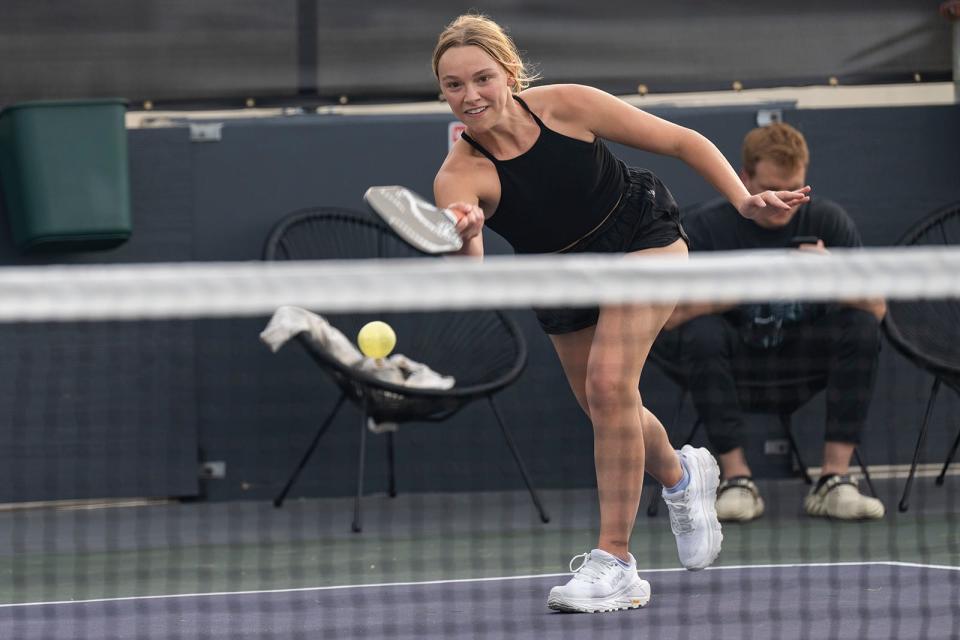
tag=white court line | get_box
[2,560,957,609]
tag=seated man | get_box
[661,122,886,522]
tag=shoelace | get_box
[665,490,694,534]
[568,552,617,584]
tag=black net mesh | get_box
[1,216,959,639]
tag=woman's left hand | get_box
[737,186,811,221]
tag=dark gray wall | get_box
[0,130,200,502]
[0,103,958,503]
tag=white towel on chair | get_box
[260,306,456,434]
[259,306,455,390]
[356,354,455,389]
[260,305,364,365]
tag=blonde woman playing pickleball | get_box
[432,14,810,613]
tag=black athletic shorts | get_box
[534,167,689,335]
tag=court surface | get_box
[2,476,958,639]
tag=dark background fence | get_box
[0,1,951,108]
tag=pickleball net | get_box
[1,246,958,639]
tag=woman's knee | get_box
[584,369,639,418]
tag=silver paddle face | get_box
[364,186,463,254]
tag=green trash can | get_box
[0,99,131,251]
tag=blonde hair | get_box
[741,123,810,176]
[432,14,539,93]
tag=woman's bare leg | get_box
[548,239,687,558]
[551,334,682,487]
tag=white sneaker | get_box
[547,549,651,613]
[662,445,723,570]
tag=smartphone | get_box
[790,235,820,248]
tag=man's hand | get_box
[793,240,886,321]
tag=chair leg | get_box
[936,427,960,486]
[387,431,397,498]
[900,377,941,512]
[352,408,370,533]
[488,397,550,523]
[274,393,346,508]
[781,414,813,485]
[853,448,877,497]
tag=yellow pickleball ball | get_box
[357,321,396,359]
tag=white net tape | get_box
[0,246,957,321]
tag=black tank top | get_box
[459,95,627,254]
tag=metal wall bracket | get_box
[756,109,783,127]
[190,122,223,143]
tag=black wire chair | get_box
[882,201,960,512]
[264,206,549,531]
[645,339,875,517]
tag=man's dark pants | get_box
[656,307,880,454]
